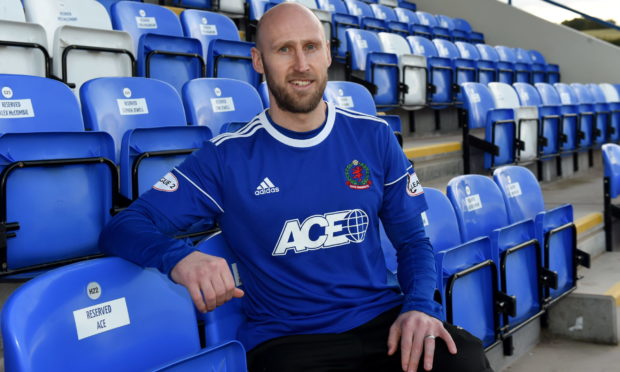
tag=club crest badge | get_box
[345,160,372,190]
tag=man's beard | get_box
[262,60,327,114]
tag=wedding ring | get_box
[424,335,436,340]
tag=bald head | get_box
[255,2,326,51]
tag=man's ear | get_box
[251,47,264,74]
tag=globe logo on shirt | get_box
[343,209,369,243]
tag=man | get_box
[100,3,492,371]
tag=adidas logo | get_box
[255,177,280,196]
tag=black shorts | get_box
[247,306,493,372]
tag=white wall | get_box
[415,0,620,83]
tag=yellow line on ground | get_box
[404,142,461,159]
[575,212,603,235]
[604,282,620,305]
[164,6,184,16]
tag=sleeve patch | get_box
[152,172,179,192]
[406,172,424,196]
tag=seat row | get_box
[381,165,590,352]
[459,81,620,178]
[344,29,561,113]
[0,0,259,95]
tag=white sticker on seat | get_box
[0,99,35,119]
[357,39,368,49]
[465,194,482,212]
[73,298,130,340]
[211,97,235,112]
[200,24,218,35]
[471,93,481,104]
[336,96,354,108]
[507,182,522,198]
[116,98,149,116]
[135,16,157,29]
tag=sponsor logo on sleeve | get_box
[152,172,178,192]
[406,172,423,196]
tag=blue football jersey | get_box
[130,102,429,350]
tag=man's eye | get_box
[306,44,316,50]
[279,46,289,53]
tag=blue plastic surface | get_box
[603,143,620,199]
[180,9,240,58]
[206,38,259,89]
[536,83,579,152]
[183,78,263,136]
[408,36,454,106]
[1,257,204,371]
[324,80,376,115]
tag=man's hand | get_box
[387,310,457,372]
[170,251,244,313]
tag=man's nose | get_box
[293,48,310,72]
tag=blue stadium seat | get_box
[393,7,433,39]
[324,80,403,145]
[571,83,608,146]
[97,0,142,16]
[602,143,620,252]
[345,28,400,108]
[460,82,518,171]
[416,11,451,40]
[258,81,270,108]
[455,41,497,85]
[524,49,547,84]
[370,4,409,36]
[80,77,212,200]
[447,174,543,330]
[172,0,245,18]
[179,9,260,89]
[182,78,264,135]
[433,39,477,103]
[493,165,589,302]
[345,0,389,33]
[488,82,539,165]
[555,83,596,152]
[599,83,620,143]
[195,232,248,349]
[0,74,118,276]
[423,188,501,348]
[475,44,503,84]
[111,1,205,93]
[319,0,360,62]
[513,82,562,173]
[437,14,469,42]
[2,257,247,371]
[397,0,416,11]
[407,35,455,108]
[535,82,580,159]
[494,46,521,84]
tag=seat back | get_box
[434,39,476,85]
[603,143,620,199]
[476,43,499,63]
[23,0,112,56]
[0,0,24,22]
[196,233,248,348]
[447,174,510,242]
[182,78,263,135]
[493,165,544,223]
[600,83,620,103]
[111,1,183,53]
[180,9,240,58]
[0,20,48,77]
[0,74,116,272]
[2,257,204,371]
[454,41,481,61]
[206,38,259,89]
[408,35,454,106]
[324,81,376,115]
[423,187,461,252]
[460,82,495,130]
[80,77,188,162]
[559,83,596,147]
[513,82,543,107]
